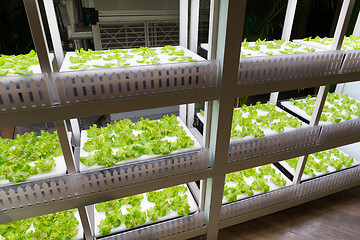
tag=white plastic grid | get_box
[74,150,209,196]
[99,212,205,240]
[318,118,360,144]
[53,61,217,105]
[0,74,52,111]
[220,165,360,221]
[0,175,76,211]
[237,51,344,85]
[228,126,321,163]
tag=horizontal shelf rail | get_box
[228,126,321,166]
[226,132,360,173]
[235,71,360,98]
[220,165,360,228]
[0,150,211,224]
[238,51,344,85]
[0,88,218,128]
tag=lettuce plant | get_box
[289,93,360,123]
[231,101,302,139]
[80,115,195,168]
[95,185,190,236]
[0,209,79,239]
[285,148,354,177]
[223,164,287,203]
[0,131,62,183]
[0,50,39,76]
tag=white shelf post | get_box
[186,0,201,128]
[334,0,356,93]
[204,1,246,239]
[43,0,64,69]
[179,0,189,124]
[270,0,297,104]
[23,0,53,75]
[293,85,330,184]
[55,120,78,174]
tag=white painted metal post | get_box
[331,0,355,51]
[70,118,81,147]
[78,206,94,240]
[293,85,330,184]
[190,0,200,52]
[180,0,189,48]
[179,0,189,123]
[203,0,220,147]
[281,0,298,41]
[204,1,246,239]
[23,0,53,74]
[43,0,64,69]
[352,11,360,36]
[55,120,77,173]
[334,1,357,93]
[270,0,298,104]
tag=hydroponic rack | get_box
[0,0,360,240]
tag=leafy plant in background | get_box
[0,209,79,239]
[0,131,62,183]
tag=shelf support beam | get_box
[43,0,64,69]
[23,0,53,75]
[204,1,246,239]
[293,85,330,184]
[55,120,77,173]
[270,0,298,104]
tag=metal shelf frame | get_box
[1,0,359,239]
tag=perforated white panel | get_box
[238,51,344,85]
[220,165,360,221]
[228,127,321,164]
[318,119,360,144]
[74,150,209,196]
[0,74,52,111]
[0,176,76,211]
[53,61,217,105]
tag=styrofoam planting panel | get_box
[53,61,217,105]
[0,175,76,211]
[220,165,360,221]
[228,126,321,163]
[0,74,52,111]
[340,50,360,73]
[74,150,209,196]
[319,118,360,144]
[99,212,205,240]
[237,51,344,85]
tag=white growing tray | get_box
[60,46,205,72]
[222,164,292,204]
[278,148,360,181]
[230,106,307,142]
[0,132,71,187]
[280,95,360,126]
[0,209,83,240]
[79,117,202,172]
[94,184,198,237]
